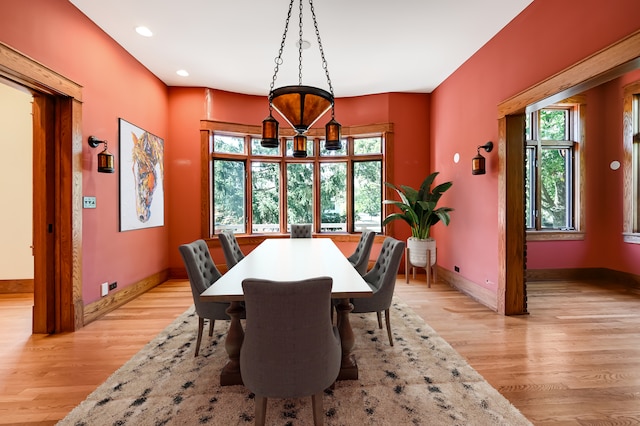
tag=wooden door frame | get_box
[0,42,83,332]
[497,29,640,315]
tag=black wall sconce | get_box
[472,141,493,175]
[88,136,115,173]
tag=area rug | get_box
[58,298,532,426]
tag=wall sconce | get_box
[472,141,493,175]
[88,136,115,173]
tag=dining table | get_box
[200,237,373,386]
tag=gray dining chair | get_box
[218,229,245,270]
[347,230,376,275]
[178,239,232,356]
[240,276,341,426]
[290,223,312,238]
[351,236,405,346]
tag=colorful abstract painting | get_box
[119,118,164,231]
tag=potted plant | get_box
[382,172,453,268]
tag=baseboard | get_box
[83,269,170,325]
[437,267,498,312]
[0,279,34,293]
[527,267,640,293]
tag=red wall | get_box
[431,0,640,290]
[0,0,170,304]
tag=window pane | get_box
[540,148,571,229]
[539,109,568,140]
[354,161,382,232]
[285,138,313,157]
[320,163,347,232]
[525,147,535,229]
[354,137,382,155]
[251,137,279,156]
[251,162,280,233]
[320,139,347,156]
[286,163,313,227]
[214,134,244,154]
[525,114,532,141]
[213,159,245,233]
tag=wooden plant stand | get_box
[405,247,436,287]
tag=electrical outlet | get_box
[109,282,117,291]
[101,282,109,296]
[454,265,460,272]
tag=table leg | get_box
[336,298,358,380]
[220,301,244,386]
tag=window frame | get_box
[199,120,393,239]
[525,97,586,241]
[623,81,640,244]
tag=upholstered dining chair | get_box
[240,276,341,426]
[351,236,405,346]
[218,229,245,270]
[290,223,312,238]
[347,230,376,276]
[178,239,232,357]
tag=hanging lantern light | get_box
[260,0,342,157]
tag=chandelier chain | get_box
[298,0,303,85]
[269,0,295,96]
[309,0,334,96]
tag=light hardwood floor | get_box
[1,277,639,425]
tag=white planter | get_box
[407,237,436,268]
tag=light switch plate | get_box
[83,196,96,209]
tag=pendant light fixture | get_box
[261,0,341,157]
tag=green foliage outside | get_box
[213,135,383,233]
[526,109,571,229]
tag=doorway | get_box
[498,31,640,315]
[0,80,33,299]
[0,42,84,332]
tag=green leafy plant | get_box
[382,172,453,239]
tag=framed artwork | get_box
[118,118,164,231]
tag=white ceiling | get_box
[69,0,533,97]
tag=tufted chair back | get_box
[347,230,376,275]
[290,223,312,238]
[218,230,245,270]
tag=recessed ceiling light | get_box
[176,70,189,77]
[135,26,153,37]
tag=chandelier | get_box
[261,0,341,158]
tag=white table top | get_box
[201,238,373,302]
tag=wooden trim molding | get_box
[0,279,34,293]
[526,231,585,241]
[83,270,170,325]
[0,42,83,100]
